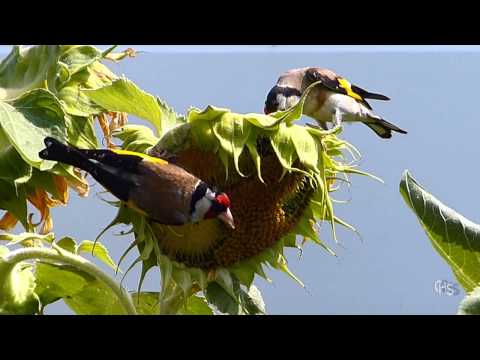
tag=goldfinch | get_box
[264,67,407,139]
[39,137,235,229]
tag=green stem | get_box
[2,246,137,315]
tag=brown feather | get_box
[129,161,201,225]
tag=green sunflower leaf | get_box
[178,294,213,315]
[76,240,118,272]
[241,285,266,315]
[0,127,32,185]
[35,262,91,308]
[130,292,160,315]
[458,287,480,315]
[205,281,241,315]
[400,170,480,293]
[0,180,27,229]
[63,278,126,315]
[270,123,297,171]
[82,78,179,136]
[64,114,98,149]
[0,88,67,171]
[56,237,76,253]
[205,279,266,315]
[289,124,320,172]
[0,45,60,101]
[112,124,159,153]
[244,113,284,129]
[58,45,102,77]
[212,113,251,176]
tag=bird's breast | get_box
[304,91,362,123]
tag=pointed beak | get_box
[218,208,235,229]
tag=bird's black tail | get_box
[39,137,96,172]
[351,84,390,101]
[39,137,132,201]
[364,118,407,139]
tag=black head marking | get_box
[190,181,209,215]
[264,85,302,114]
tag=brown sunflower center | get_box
[151,142,316,269]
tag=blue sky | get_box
[1,45,475,314]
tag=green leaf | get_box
[205,277,265,315]
[187,106,228,151]
[56,237,76,253]
[0,127,32,184]
[245,139,265,183]
[0,257,40,314]
[212,113,251,176]
[57,81,105,117]
[0,180,27,229]
[76,240,118,272]
[205,281,241,315]
[240,285,266,315]
[270,123,297,171]
[0,89,67,170]
[289,124,320,172]
[64,114,98,149]
[0,45,60,101]
[35,261,127,315]
[63,278,126,315]
[112,124,159,153]
[58,45,101,77]
[156,97,183,137]
[83,78,179,136]
[244,113,285,129]
[129,292,160,315]
[458,287,480,315]
[178,294,213,315]
[400,170,480,292]
[117,292,213,315]
[34,262,91,308]
[151,122,191,155]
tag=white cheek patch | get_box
[191,195,212,222]
[277,94,287,111]
[285,95,300,109]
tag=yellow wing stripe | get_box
[337,78,363,101]
[111,149,169,165]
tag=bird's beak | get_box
[218,208,235,229]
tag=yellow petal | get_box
[53,175,69,204]
[27,189,53,235]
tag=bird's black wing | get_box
[305,68,389,110]
[305,68,350,96]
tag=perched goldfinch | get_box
[39,137,235,229]
[264,67,407,139]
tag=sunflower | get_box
[95,81,378,315]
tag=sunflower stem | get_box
[2,247,137,315]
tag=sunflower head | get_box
[101,81,378,314]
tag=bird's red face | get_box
[204,192,235,229]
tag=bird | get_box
[38,137,235,229]
[264,67,407,139]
